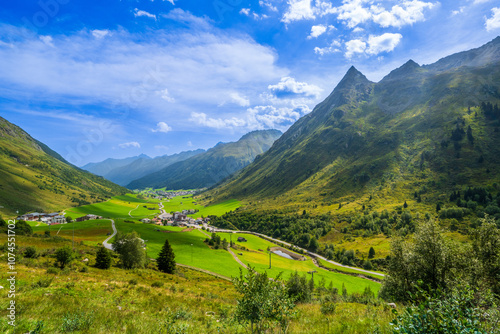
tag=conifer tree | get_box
[157,239,176,274]
[95,246,112,269]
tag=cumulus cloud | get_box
[371,1,436,28]
[282,0,317,23]
[152,122,173,133]
[190,112,246,129]
[247,105,311,129]
[40,35,54,47]
[308,25,328,39]
[486,7,500,31]
[344,33,402,58]
[240,8,251,16]
[366,33,402,55]
[282,0,436,28]
[134,8,156,20]
[92,29,110,39]
[268,77,322,98]
[345,39,367,58]
[230,93,250,107]
[314,40,342,55]
[119,142,141,149]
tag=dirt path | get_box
[228,248,248,269]
[128,204,140,218]
[102,219,117,250]
[310,254,381,283]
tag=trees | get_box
[55,246,73,268]
[368,247,375,259]
[112,231,146,269]
[380,219,462,301]
[157,239,176,274]
[95,246,112,269]
[233,267,296,334]
[472,215,500,294]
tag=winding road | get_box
[102,219,117,250]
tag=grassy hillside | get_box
[0,117,127,216]
[203,38,500,217]
[127,130,282,190]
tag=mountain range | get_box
[82,150,205,186]
[127,129,282,190]
[0,117,127,216]
[204,37,500,213]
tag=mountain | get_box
[103,150,205,186]
[127,129,283,190]
[82,154,150,177]
[0,117,127,216]
[205,37,500,212]
[83,150,205,186]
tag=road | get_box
[102,219,117,250]
[210,228,385,278]
[128,204,140,218]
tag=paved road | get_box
[102,219,117,250]
[128,204,140,218]
[211,228,385,278]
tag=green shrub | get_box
[61,311,94,332]
[46,267,59,274]
[31,278,53,289]
[24,246,38,259]
[55,246,73,268]
[128,278,138,285]
[151,281,164,288]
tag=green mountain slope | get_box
[103,149,205,186]
[127,130,282,190]
[205,37,500,213]
[0,117,127,216]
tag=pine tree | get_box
[157,239,176,274]
[368,247,375,259]
[403,201,408,208]
[95,246,112,269]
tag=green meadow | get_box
[32,219,113,245]
[65,194,160,219]
[160,195,240,217]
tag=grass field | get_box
[217,233,381,294]
[65,195,160,220]
[161,195,240,217]
[32,220,113,245]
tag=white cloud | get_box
[230,93,250,107]
[345,39,367,58]
[268,77,323,98]
[240,8,251,16]
[187,141,193,147]
[451,7,465,16]
[246,105,311,129]
[119,142,141,149]
[259,1,278,12]
[486,7,500,31]
[372,1,436,28]
[282,0,317,23]
[152,122,173,133]
[166,0,175,5]
[366,33,402,55]
[155,145,170,151]
[190,112,246,129]
[134,8,156,20]
[314,40,342,55]
[308,25,327,39]
[92,29,110,39]
[39,35,54,47]
[473,0,492,4]
[158,88,175,102]
[352,27,364,33]
[336,0,372,28]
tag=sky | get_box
[0,1,499,166]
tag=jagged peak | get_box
[381,59,422,82]
[336,66,372,90]
[239,129,283,141]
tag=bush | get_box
[31,277,53,289]
[151,281,164,288]
[46,267,59,274]
[55,246,74,268]
[95,246,112,269]
[24,246,38,259]
[113,231,146,269]
[320,296,336,315]
[128,278,138,285]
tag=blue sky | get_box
[0,0,499,166]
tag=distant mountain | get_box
[205,37,500,212]
[0,117,127,216]
[103,150,205,186]
[82,154,150,177]
[127,129,283,190]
